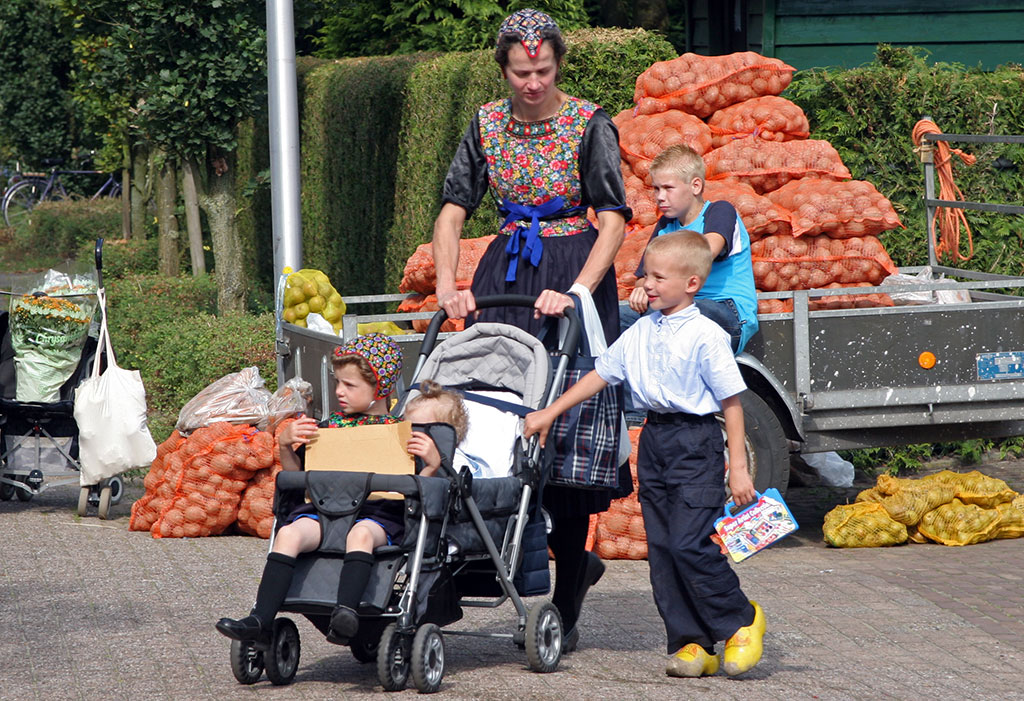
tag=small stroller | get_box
[0,240,124,517]
[226,295,581,693]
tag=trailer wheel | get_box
[721,390,790,496]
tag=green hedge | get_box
[787,46,1024,273]
[300,53,429,296]
[104,273,272,441]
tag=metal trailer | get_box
[276,129,1024,495]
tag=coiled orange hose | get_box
[912,119,976,262]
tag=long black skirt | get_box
[469,229,628,517]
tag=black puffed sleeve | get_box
[441,113,490,217]
[580,109,632,220]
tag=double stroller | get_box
[0,241,124,516]
[226,296,582,693]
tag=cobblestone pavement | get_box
[2,461,1023,701]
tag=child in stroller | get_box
[216,334,467,645]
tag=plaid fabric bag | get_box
[547,358,624,490]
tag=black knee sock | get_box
[336,551,375,610]
[548,515,589,631]
[252,552,297,625]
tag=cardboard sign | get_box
[713,488,798,562]
[305,422,415,498]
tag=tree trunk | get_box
[181,157,206,275]
[130,143,151,240]
[155,155,180,276]
[198,152,245,312]
[634,0,668,32]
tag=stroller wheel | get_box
[15,477,32,502]
[376,622,411,691]
[264,617,301,686]
[1,477,15,501]
[411,623,445,693]
[350,619,384,664]
[97,485,112,519]
[77,486,91,516]
[107,475,124,505]
[229,638,264,684]
[525,602,562,673]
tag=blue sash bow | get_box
[500,196,566,282]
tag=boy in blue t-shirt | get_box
[526,231,767,679]
[624,144,759,354]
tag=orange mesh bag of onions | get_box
[621,161,659,227]
[399,235,495,295]
[616,109,713,185]
[766,179,902,238]
[707,95,810,149]
[397,294,465,334]
[236,419,290,538]
[592,428,649,560]
[704,139,852,194]
[129,430,186,532]
[757,282,895,313]
[615,224,655,300]
[151,423,275,539]
[702,180,792,241]
[633,52,795,118]
[752,234,899,291]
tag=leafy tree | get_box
[59,0,266,310]
[316,0,590,57]
[0,0,73,165]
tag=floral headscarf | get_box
[497,8,560,58]
[333,332,403,399]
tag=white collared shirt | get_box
[596,304,746,415]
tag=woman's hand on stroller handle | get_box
[532,288,576,320]
[437,289,476,320]
[523,408,556,448]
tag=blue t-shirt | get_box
[636,200,759,352]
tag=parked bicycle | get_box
[1,156,121,227]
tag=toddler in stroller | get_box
[218,296,578,693]
[216,333,467,642]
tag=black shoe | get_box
[327,605,359,644]
[216,615,265,642]
[574,551,606,616]
[563,625,580,654]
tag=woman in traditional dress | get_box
[431,8,631,651]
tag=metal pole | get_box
[266,0,303,276]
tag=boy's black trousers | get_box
[637,412,756,653]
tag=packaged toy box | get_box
[713,488,799,562]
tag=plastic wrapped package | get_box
[266,377,313,435]
[175,367,273,435]
[823,502,908,547]
[633,52,795,118]
[8,268,98,402]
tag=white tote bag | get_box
[566,283,632,466]
[74,289,157,486]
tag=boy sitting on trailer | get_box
[525,231,767,678]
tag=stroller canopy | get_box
[413,323,550,410]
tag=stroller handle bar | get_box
[419,294,582,361]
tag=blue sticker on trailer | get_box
[977,352,1024,380]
